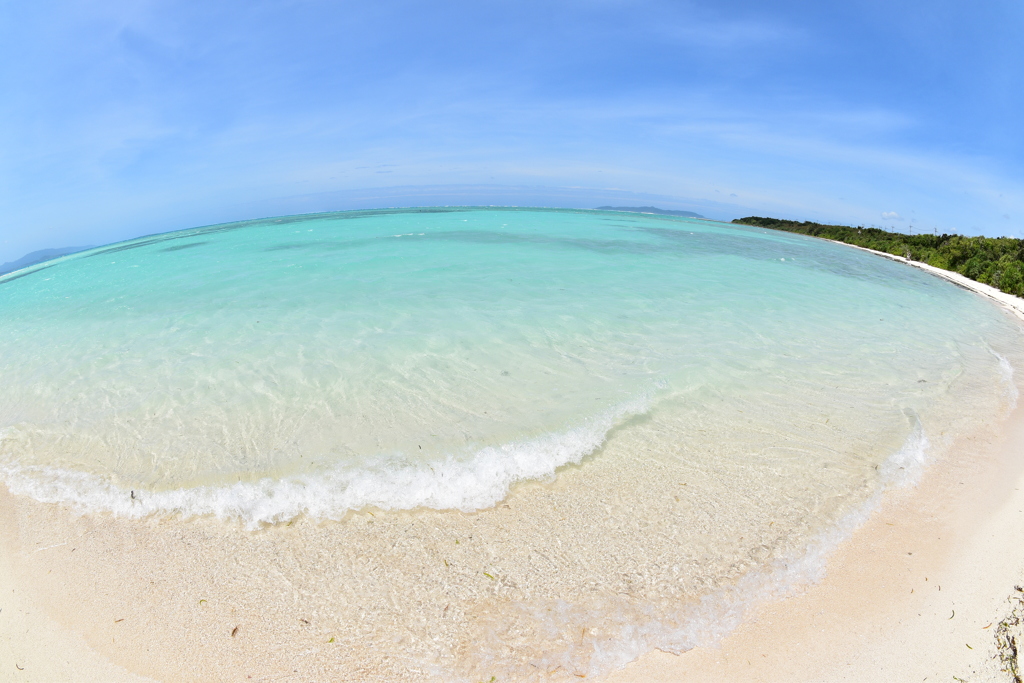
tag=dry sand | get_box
[2,251,1024,682]
[610,380,1024,682]
[840,242,1024,321]
[606,245,1024,682]
[0,498,156,682]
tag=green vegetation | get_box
[733,216,1024,297]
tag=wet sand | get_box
[606,243,1024,682]
[611,382,1024,682]
[2,253,1024,682]
[4,391,1023,682]
[840,241,1024,321]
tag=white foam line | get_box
[833,240,1024,322]
[987,346,1019,410]
[478,419,932,680]
[0,394,653,530]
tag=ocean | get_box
[1,207,1020,679]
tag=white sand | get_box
[610,390,1024,682]
[2,248,1024,682]
[0,498,155,682]
[606,242,1024,682]
[840,241,1024,321]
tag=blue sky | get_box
[1,0,1021,263]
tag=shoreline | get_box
[610,381,1024,682]
[835,239,1024,320]
[2,243,1024,681]
[9,403,1023,683]
[603,237,1024,681]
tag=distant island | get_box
[0,246,94,276]
[597,206,705,219]
[733,216,1024,297]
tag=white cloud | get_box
[881,211,903,220]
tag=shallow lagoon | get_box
[1,207,1020,678]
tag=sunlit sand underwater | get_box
[1,207,1021,679]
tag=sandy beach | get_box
[2,249,1024,682]
[3,0,1016,674]
[610,370,1024,682]
[839,243,1024,321]
[607,246,1024,682]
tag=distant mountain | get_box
[0,246,94,276]
[596,206,705,219]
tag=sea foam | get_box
[1,208,1020,681]
[989,347,1019,409]
[458,419,932,680]
[0,394,652,529]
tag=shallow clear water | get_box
[1,207,1021,678]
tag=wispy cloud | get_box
[0,0,1021,262]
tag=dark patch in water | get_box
[161,242,209,252]
[430,229,669,257]
[265,244,309,251]
[84,208,467,259]
[637,225,944,289]
[265,237,384,252]
[85,226,256,257]
[1,209,946,296]
[0,263,59,286]
[248,207,461,229]
[427,226,947,294]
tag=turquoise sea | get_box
[1,207,1021,678]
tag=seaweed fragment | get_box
[996,586,1024,683]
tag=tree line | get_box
[733,216,1024,297]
